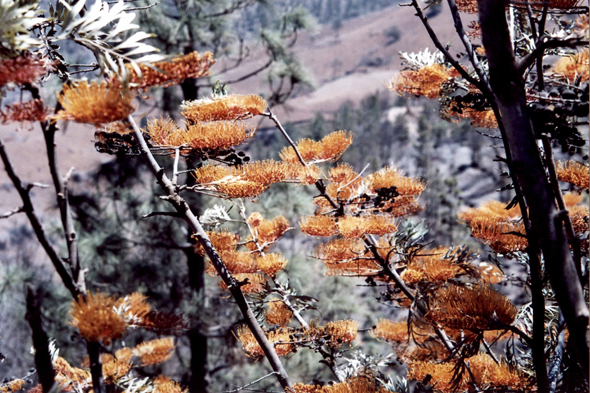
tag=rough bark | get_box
[478,0,589,382]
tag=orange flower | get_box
[132,337,175,366]
[388,64,451,99]
[266,301,293,327]
[279,131,354,164]
[114,292,151,325]
[366,166,425,196]
[181,94,267,122]
[70,292,127,343]
[337,215,397,238]
[145,117,183,147]
[300,215,338,237]
[1,99,49,123]
[54,81,136,125]
[124,51,214,89]
[256,253,288,277]
[255,215,292,245]
[180,121,256,151]
[236,325,295,358]
[314,238,366,262]
[556,160,589,190]
[325,320,358,346]
[193,230,239,256]
[101,353,132,383]
[0,54,53,88]
[426,284,518,330]
[153,375,187,393]
[552,49,589,82]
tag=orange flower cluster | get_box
[408,353,527,392]
[388,64,452,99]
[556,160,589,190]
[54,81,136,125]
[300,214,397,238]
[101,354,132,383]
[132,337,175,366]
[192,160,318,198]
[552,48,589,82]
[426,284,518,330]
[279,131,354,164]
[53,356,90,389]
[181,94,267,122]
[153,376,188,393]
[266,301,293,326]
[246,215,292,249]
[124,51,215,90]
[70,291,153,343]
[455,0,478,13]
[292,375,391,393]
[0,99,49,123]
[194,229,240,256]
[443,105,498,129]
[367,166,425,196]
[400,247,467,284]
[459,201,528,253]
[0,379,24,393]
[236,320,358,359]
[236,325,295,358]
[70,292,127,343]
[0,54,53,88]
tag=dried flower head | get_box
[476,261,506,284]
[115,347,133,363]
[266,301,293,327]
[114,292,151,325]
[0,54,53,88]
[552,49,589,82]
[193,230,239,256]
[206,250,257,276]
[293,375,391,393]
[216,180,267,198]
[427,284,518,330]
[0,379,24,393]
[455,0,478,13]
[388,64,451,99]
[54,81,136,125]
[145,117,183,147]
[246,215,291,247]
[181,94,267,122]
[53,356,90,385]
[337,215,397,238]
[1,99,49,123]
[70,292,127,343]
[367,167,425,196]
[300,215,338,237]
[409,353,526,392]
[325,320,358,346]
[279,131,354,164]
[556,160,589,190]
[314,238,366,262]
[256,253,288,277]
[401,247,468,284]
[180,121,256,152]
[153,375,187,393]
[372,319,411,343]
[101,353,132,383]
[132,337,175,366]
[236,326,295,358]
[124,51,214,90]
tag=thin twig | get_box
[0,206,25,219]
[226,372,279,393]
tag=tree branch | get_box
[127,115,293,391]
[26,285,56,393]
[478,0,588,384]
[0,136,81,299]
[517,37,588,74]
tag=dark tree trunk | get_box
[477,0,589,384]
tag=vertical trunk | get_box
[477,0,589,384]
[186,249,209,393]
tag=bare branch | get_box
[0,206,25,219]
[518,37,588,74]
[127,115,293,390]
